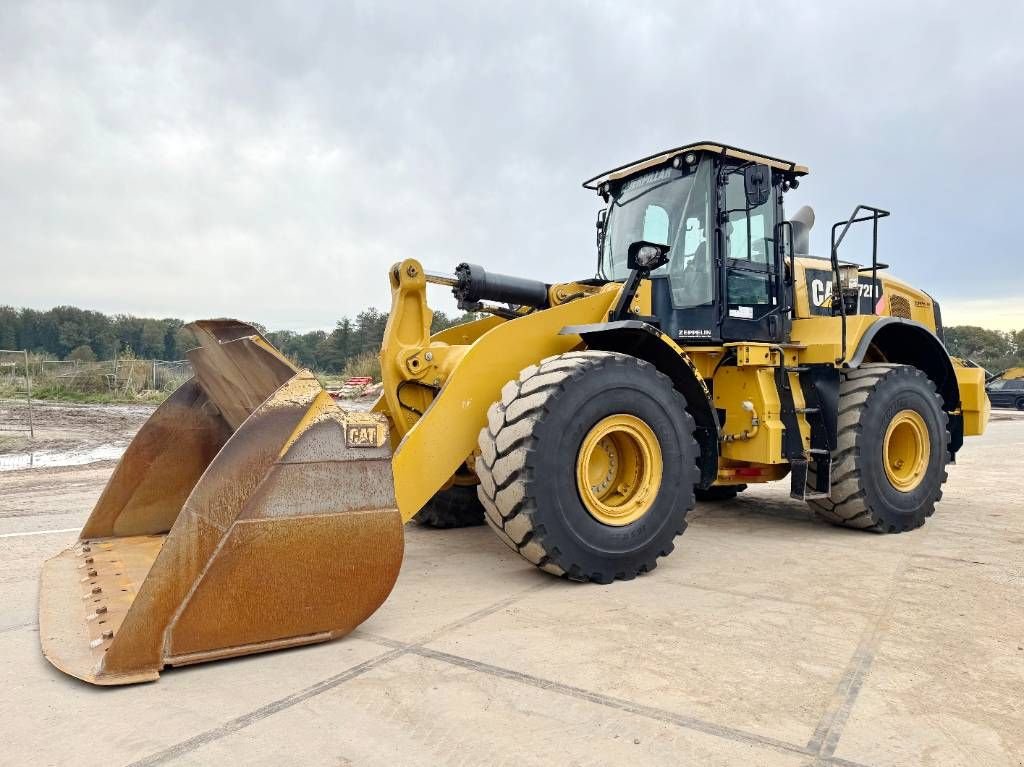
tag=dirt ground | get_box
[0,406,1021,766]
[0,400,154,472]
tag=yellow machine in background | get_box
[992,366,1024,381]
[40,142,988,684]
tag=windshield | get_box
[599,158,712,309]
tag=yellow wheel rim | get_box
[883,409,930,492]
[575,414,663,526]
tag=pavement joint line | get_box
[667,580,876,617]
[409,579,555,646]
[125,646,406,767]
[0,527,80,538]
[374,639,873,767]
[127,581,552,766]
[909,551,1009,567]
[805,543,922,759]
[0,622,36,634]
[824,757,877,767]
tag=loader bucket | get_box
[39,320,403,685]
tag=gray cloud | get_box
[2,0,1022,330]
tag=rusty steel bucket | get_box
[39,320,404,685]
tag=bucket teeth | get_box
[39,320,404,685]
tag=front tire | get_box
[1015,397,1024,411]
[476,351,699,583]
[809,364,948,533]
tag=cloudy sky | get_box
[2,1,1022,331]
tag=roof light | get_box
[672,152,698,169]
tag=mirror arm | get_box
[608,267,647,322]
[609,241,669,321]
[595,208,608,279]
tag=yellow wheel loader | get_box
[40,141,989,685]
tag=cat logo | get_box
[805,268,882,316]
[345,421,386,448]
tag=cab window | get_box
[726,212,770,263]
[666,158,712,309]
[641,205,670,246]
[722,165,777,313]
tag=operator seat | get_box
[674,241,711,306]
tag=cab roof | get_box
[582,141,809,190]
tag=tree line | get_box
[0,305,477,373]
[2,304,1021,376]
[943,326,1024,374]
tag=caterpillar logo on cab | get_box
[804,268,882,316]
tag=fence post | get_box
[24,350,33,439]
[0,349,33,439]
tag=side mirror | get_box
[627,240,670,272]
[743,163,772,207]
[595,208,607,247]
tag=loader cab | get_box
[591,142,806,345]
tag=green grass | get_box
[0,385,168,405]
[341,351,381,380]
[0,434,26,450]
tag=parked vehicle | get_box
[987,376,1024,410]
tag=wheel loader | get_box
[39,141,989,685]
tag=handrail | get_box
[829,205,891,363]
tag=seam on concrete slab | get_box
[805,548,919,760]
[670,581,875,617]
[412,579,556,646]
[909,551,1007,567]
[126,647,406,767]
[126,580,553,766]
[820,757,875,767]
[803,620,880,759]
[0,621,36,634]
[361,633,871,767]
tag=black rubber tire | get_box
[808,363,949,533]
[476,351,699,583]
[1015,397,1024,411]
[695,484,747,502]
[413,484,485,528]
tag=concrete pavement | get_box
[1,419,1021,766]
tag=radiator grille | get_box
[889,294,912,319]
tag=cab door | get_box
[717,163,786,343]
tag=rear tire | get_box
[808,363,948,533]
[695,484,747,502]
[1015,397,1024,411]
[476,351,699,583]
[413,484,485,528]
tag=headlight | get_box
[838,264,860,292]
